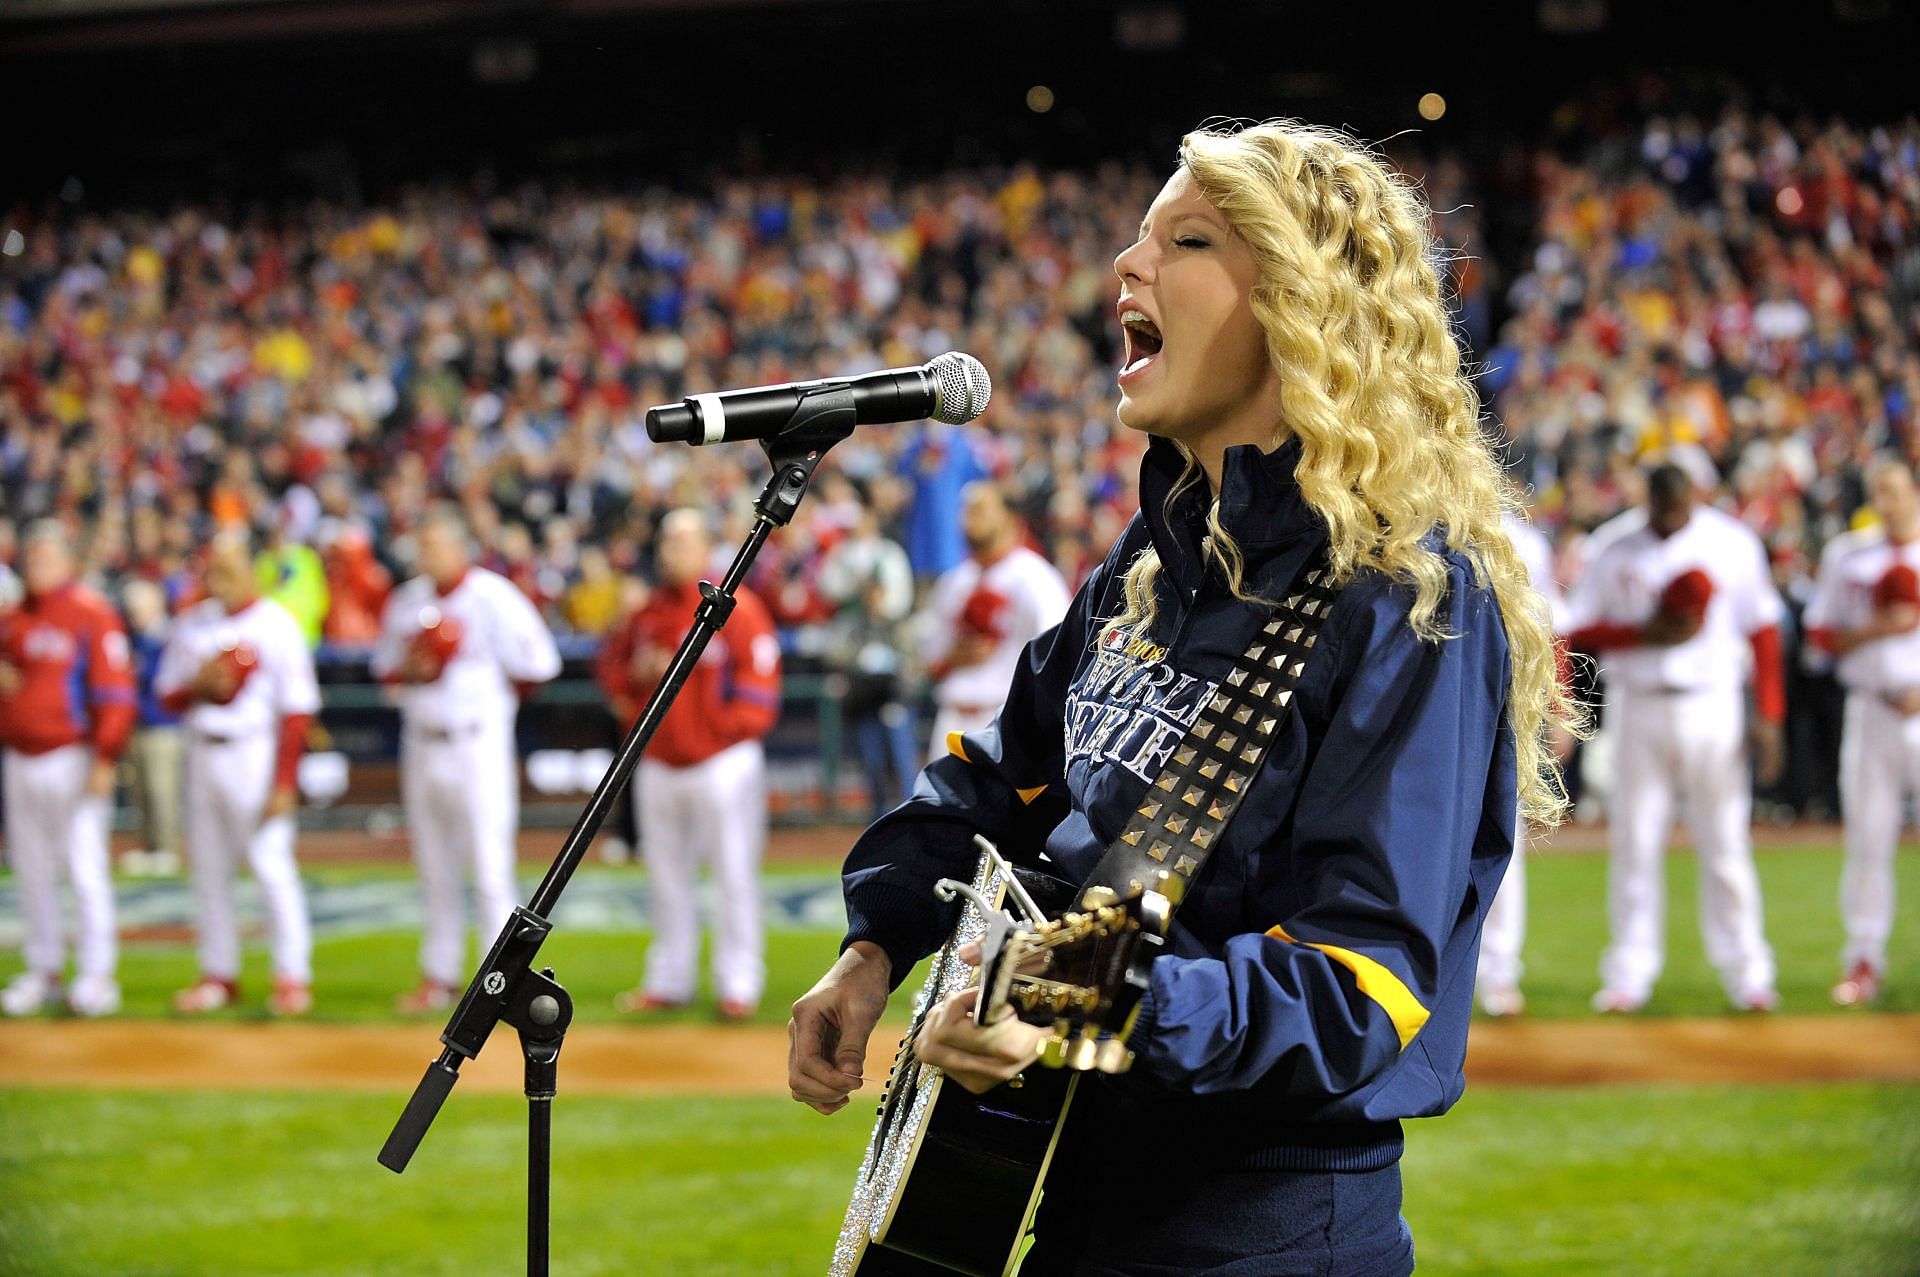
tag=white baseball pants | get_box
[1601,686,1775,1001]
[184,732,312,982]
[3,745,115,980]
[1477,831,1526,992]
[404,722,520,986]
[1837,692,1917,970]
[635,740,767,1006]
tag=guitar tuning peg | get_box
[1037,1023,1073,1069]
[1094,1039,1135,1074]
[1080,885,1118,910]
[1063,1026,1100,1071]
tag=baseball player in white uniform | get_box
[1803,457,1920,1006]
[922,480,1069,759]
[1567,464,1787,1013]
[1476,509,1567,1016]
[375,507,561,1013]
[156,533,322,1016]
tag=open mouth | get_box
[1121,312,1163,376]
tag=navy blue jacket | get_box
[843,436,1518,1171]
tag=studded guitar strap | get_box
[1083,554,1340,911]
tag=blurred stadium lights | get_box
[1026,84,1055,114]
[1417,92,1446,121]
[1,229,22,256]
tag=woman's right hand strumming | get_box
[788,941,892,1115]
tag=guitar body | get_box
[831,855,1079,1277]
[844,1069,1077,1276]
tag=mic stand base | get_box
[512,968,571,1277]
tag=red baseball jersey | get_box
[597,581,781,767]
[0,583,138,759]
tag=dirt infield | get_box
[2,1014,1916,1096]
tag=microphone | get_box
[645,352,991,445]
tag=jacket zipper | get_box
[1168,538,1216,655]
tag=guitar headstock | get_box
[975,881,1169,1075]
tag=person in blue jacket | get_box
[789,120,1576,1277]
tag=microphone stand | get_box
[378,385,860,1277]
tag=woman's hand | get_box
[914,985,1049,1095]
[788,941,892,1115]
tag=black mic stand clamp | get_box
[378,385,859,1276]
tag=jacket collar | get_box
[1138,435,1327,598]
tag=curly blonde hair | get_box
[1107,120,1579,825]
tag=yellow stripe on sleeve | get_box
[1267,924,1431,1050]
[944,732,1046,802]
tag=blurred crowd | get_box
[0,147,1490,651]
[0,107,1917,824]
[1491,109,1920,576]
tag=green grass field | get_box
[5,844,1915,1021]
[2,841,1919,1275]
[0,1083,1913,1276]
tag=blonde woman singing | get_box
[790,120,1573,1276]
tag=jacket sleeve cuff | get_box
[842,880,948,991]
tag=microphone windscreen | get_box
[644,403,697,443]
[926,352,992,425]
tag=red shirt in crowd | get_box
[596,581,781,768]
[0,583,138,759]
[323,530,393,644]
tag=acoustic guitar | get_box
[829,836,1166,1277]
